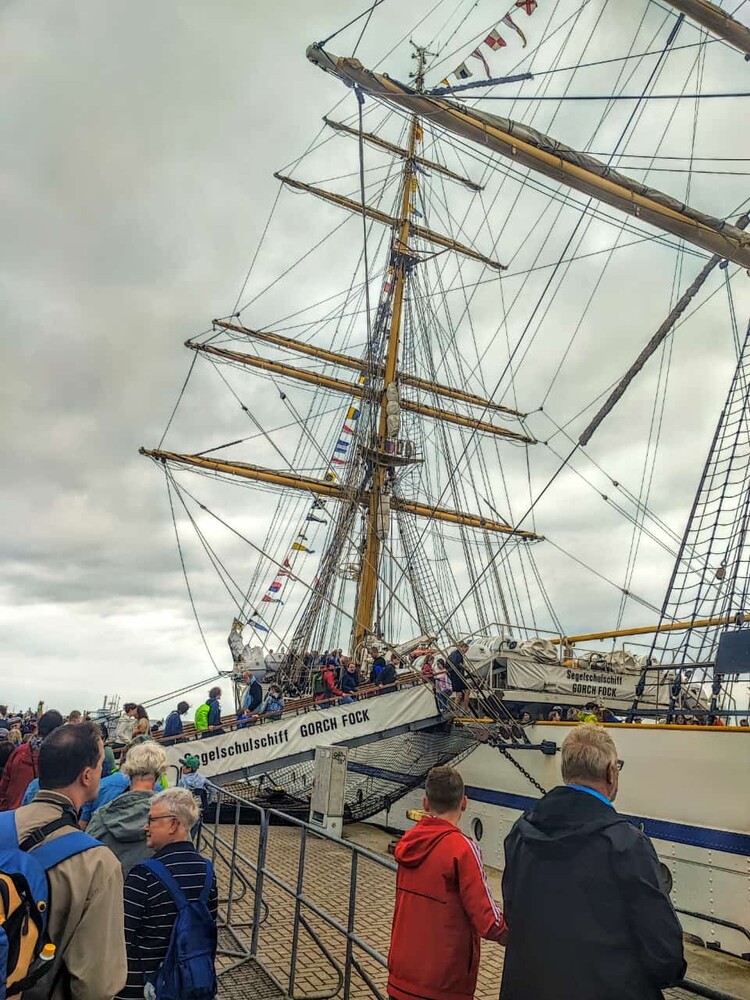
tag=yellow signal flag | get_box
[414,123,424,143]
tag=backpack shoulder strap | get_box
[0,809,19,846]
[31,830,102,871]
[141,858,188,910]
[199,860,214,905]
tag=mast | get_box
[353,43,427,652]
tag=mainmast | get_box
[353,43,428,652]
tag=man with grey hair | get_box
[499,723,685,1000]
[118,788,218,1000]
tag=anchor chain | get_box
[495,744,548,797]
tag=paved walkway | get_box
[211,823,749,1000]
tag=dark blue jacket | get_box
[341,671,358,695]
[500,786,685,1000]
[163,710,183,738]
[207,697,222,728]
[242,678,263,712]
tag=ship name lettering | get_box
[341,709,370,726]
[300,718,339,738]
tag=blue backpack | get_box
[0,810,101,1000]
[141,858,217,1000]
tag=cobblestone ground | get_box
[211,823,749,1000]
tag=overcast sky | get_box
[2,0,749,716]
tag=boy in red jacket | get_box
[388,766,507,1000]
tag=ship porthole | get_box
[472,818,483,842]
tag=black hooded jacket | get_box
[500,786,686,1000]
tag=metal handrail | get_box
[206,783,396,1000]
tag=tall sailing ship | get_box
[141,0,750,959]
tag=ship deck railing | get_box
[152,671,431,747]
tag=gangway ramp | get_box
[164,682,446,787]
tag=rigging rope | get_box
[165,472,221,675]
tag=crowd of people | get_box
[0,707,219,1000]
[0,676,742,1000]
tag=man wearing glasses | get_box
[119,788,218,1000]
[499,723,685,1000]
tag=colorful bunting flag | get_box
[470,47,491,77]
[248,620,269,632]
[261,595,283,603]
[485,29,507,50]
[331,457,347,465]
[268,581,282,592]
[410,204,423,218]
[343,424,356,434]
[347,406,360,420]
[454,62,473,80]
[438,78,450,88]
[502,13,527,46]
[515,0,537,13]
[336,438,350,449]
[291,542,310,552]
[414,123,424,142]
[312,499,327,509]
[306,513,327,524]
[324,471,337,482]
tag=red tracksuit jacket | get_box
[388,816,507,1000]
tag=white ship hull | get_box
[374,723,750,959]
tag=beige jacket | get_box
[15,790,127,1000]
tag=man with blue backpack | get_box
[1,721,127,1000]
[119,787,218,1000]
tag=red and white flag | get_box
[485,29,507,50]
[515,0,537,14]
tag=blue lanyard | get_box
[567,784,614,809]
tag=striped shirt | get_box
[118,840,218,1000]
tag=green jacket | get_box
[194,703,210,731]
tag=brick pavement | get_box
[211,823,747,1000]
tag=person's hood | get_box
[11,742,35,764]
[514,786,623,850]
[394,816,464,867]
[95,790,153,841]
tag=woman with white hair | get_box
[87,741,168,875]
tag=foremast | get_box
[354,44,426,652]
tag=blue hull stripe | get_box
[464,785,750,858]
